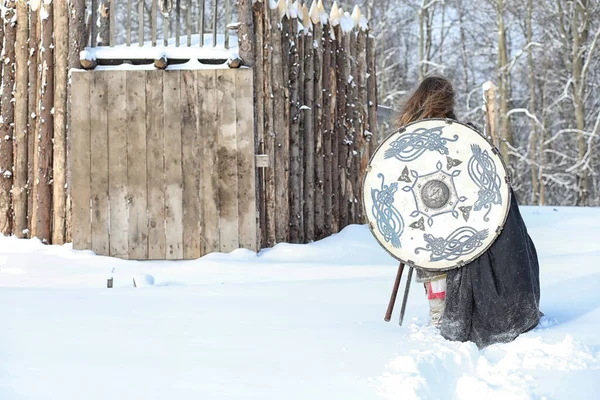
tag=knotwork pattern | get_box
[371,174,405,248]
[468,144,502,221]
[384,126,459,162]
[415,226,489,262]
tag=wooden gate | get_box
[70,68,256,260]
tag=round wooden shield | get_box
[363,119,511,271]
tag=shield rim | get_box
[362,118,512,272]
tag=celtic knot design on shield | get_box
[468,144,502,221]
[415,227,489,262]
[384,126,459,162]
[371,174,405,248]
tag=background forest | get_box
[343,0,600,206]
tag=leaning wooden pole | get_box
[32,0,54,243]
[53,0,69,244]
[0,1,17,236]
[14,0,29,238]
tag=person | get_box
[394,75,541,348]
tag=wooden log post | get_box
[354,6,368,224]
[66,0,87,243]
[321,2,333,238]
[333,5,348,230]
[348,8,361,224]
[483,81,498,146]
[288,3,302,244]
[238,0,254,66]
[14,0,29,239]
[302,3,315,242]
[263,1,277,246]
[311,1,325,240]
[296,1,305,243]
[342,9,355,226]
[366,33,379,158]
[0,1,17,236]
[27,2,40,237]
[253,0,266,248]
[53,0,69,244]
[32,0,54,243]
[329,3,339,233]
[278,3,291,244]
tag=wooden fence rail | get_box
[88,0,235,48]
[70,68,257,259]
[253,1,379,247]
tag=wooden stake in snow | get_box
[0,1,17,236]
[14,0,30,239]
[32,0,54,243]
[53,0,69,244]
[312,0,325,239]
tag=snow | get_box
[1,206,599,399]
[80,33,238,66]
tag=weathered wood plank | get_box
[127,71,148,260]
[181,70,201,259]
[296,29,305,243]
[146,70,166,260]
[217,69,239,252]
[366,34,379,157]
[107,71,129,258]
[198,70,220,254]
[71,72,92,250]
[90,72,110,255]
[235,69,257,251]
[163,71,184,259]
[335,25,349,230]
[329,26,339,234]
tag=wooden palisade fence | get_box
[253,0,379,247]
[0,0,380,259]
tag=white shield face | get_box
[363,119,511,271]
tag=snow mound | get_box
[377,320,600,400]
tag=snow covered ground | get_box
[1,206,599,399]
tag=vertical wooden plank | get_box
[217,69,239,252]
[107,70,129,258]
[329,31,339,233]
[90,72,110,256]
[181,70,201,259]
[288,15,301,243]
[127,71,148,260]
[146,71,166,259]
[296,26,305,243]
[71,72,92,250]
[163,71,184,259]
[253,1,266,249]
[198,70,220,253]
[235,69,257,251]
[322,22,333,237]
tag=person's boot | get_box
[425,278,446,327]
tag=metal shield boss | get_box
[363,119,511,271]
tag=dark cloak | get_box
[440,191,541,348]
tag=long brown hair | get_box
[395,75,456,128]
